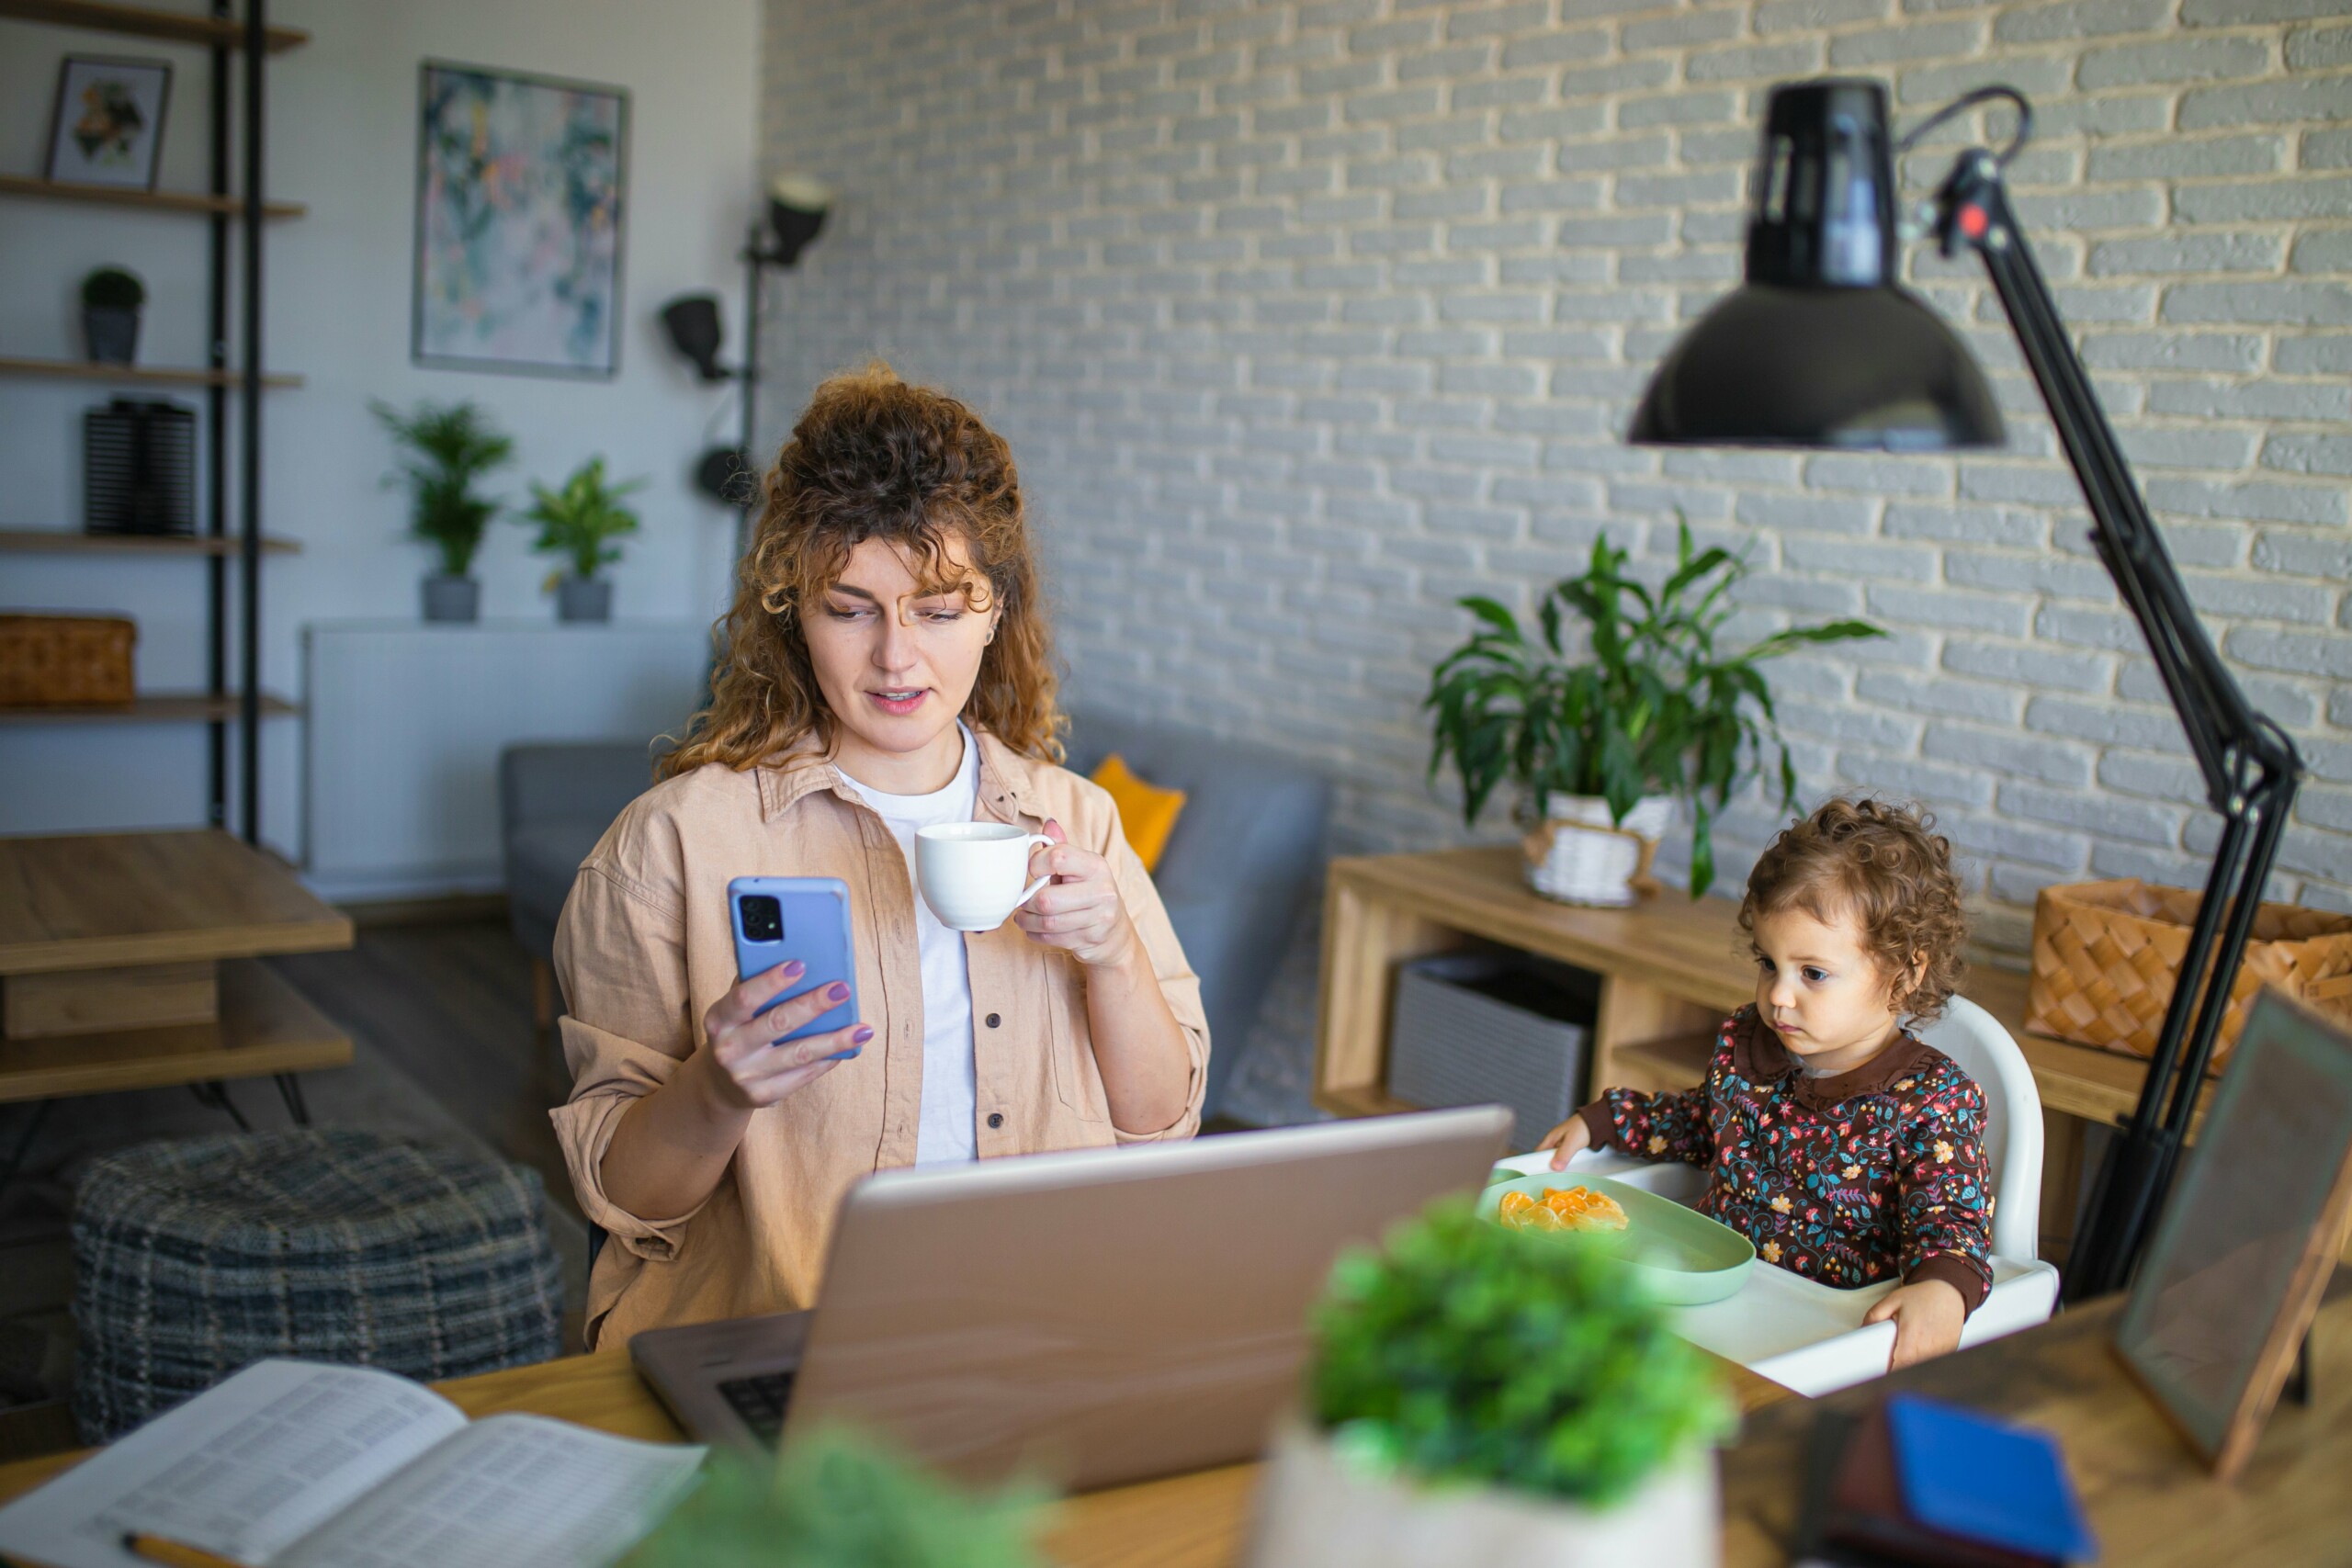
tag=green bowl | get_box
[1480,1169,1756,1306]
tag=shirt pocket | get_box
[1043,951,1110,1123]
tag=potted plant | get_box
[625,1425,1046,1568]
[1425,524,1882,903]
[1248,1202,1734,1568]
[371,399,515,623]
[523,456,644,623]
[80,266,145,364]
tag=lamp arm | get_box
[1927,147,2303,1301]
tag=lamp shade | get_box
[1630,79,2001,450]
[660,293,727,381]
[766,175,831,266]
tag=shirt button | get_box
[987,1112,1004,1129]
[985,1013,1001,1028]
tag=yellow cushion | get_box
[1091,752,1187,874]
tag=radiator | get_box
[303,620,711,900]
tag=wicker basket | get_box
[0,615,136,708]
[2026,878,2352,1072]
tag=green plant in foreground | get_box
[371,399,515,577]
[81,266,145,310]
[625,1425,1048,1568]
[1311,1201,1733,1509]
[1424,523,1884,897]
[524,455,645,582]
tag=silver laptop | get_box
[631,1106,1510,1489]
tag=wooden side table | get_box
[0,831,354,1165]
[1313,847,2213,1261]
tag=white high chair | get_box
[1496,996,2063,1395]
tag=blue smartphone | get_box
[728,875,861,1060]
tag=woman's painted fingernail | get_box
[782,961,806,978]
[853,1025,875,1044]
[828,982,851,1002]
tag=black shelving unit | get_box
[0,0,305,841]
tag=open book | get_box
[0,1360,705,1568]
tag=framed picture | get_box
[47,56,172,189]
[2112,987,2352,1482]
[411,61,628,378]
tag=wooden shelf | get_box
[0,0,308,51]
[0,692,298,726]
[0,355,300,389]
[0,174,302,219]
[0,527,298,557]
[0,959,348,1101]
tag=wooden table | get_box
[1724,1285,2352,1565]
[7,1299,2344,1566]
[0,1346,1791,1566]
[0,831,352,1107]
[1316,848,2211,1257]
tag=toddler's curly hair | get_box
[1738,797,1967,1021]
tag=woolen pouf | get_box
[72,1129,562,1441]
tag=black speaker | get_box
[85,398,195,536]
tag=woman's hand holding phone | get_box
[695,963,873,1111]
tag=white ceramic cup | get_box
[915,822,1056,931]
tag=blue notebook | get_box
[1887,1393,2098,1562]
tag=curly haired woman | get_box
[550,364,1206,1348]
[1537,797,1993,1371]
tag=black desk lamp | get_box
[1631,79,2301,1303]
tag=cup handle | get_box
[1014,833,1057,909]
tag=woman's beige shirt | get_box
[549,729,1209,1348]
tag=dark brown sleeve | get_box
[1904,1252,1991,1316]
[1574,1100,1615,1149]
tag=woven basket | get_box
[2026,878,2352,1071]
[0,614,135,707]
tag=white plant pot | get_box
[1524,794,1675,908]
[1244,1420,1719,1568]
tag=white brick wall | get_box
[758,0,2352,959]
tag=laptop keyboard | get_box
[717,1370,796,1447]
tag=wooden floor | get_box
[270,916,585,1227]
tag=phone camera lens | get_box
[740,896,784,943]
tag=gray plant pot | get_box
[421,574,481,623]
[83,306,140,365]
[556,576,612,623]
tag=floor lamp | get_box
[1628,79,2302,1302]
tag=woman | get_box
[550,364,1207,1348]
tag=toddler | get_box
[1537,797,1993,1370]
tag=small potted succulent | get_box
[523,456,644,623]
[81,266,145,364]
[1246,1202,1734,1568]
[625,1425,1046,1568]
[373,399,515,622]
[1426,524,1882,903]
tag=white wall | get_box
[0,0,760,854]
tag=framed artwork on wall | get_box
[46,56,173,189]
[411,61,628,379]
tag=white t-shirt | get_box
[839,725,981,1167]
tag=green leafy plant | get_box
[1424,523,1883,897]
[625,1426,1047,1568]
[371,399,515,577]
[1310,1201,1732,1509]
[523,456,645,582]
[81,266,145,310]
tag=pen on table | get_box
[120,1532,244,1568]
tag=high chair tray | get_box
[1488,1148,2060,1393]
[1480,1168,1756,1305]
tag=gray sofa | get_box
[500,712,1330,1122]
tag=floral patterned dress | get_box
[1573,1006,1994,1309]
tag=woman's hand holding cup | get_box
[1012,819,1138,969]
[695,962,872,1111]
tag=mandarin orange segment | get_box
[1498,1190,1534,1223]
